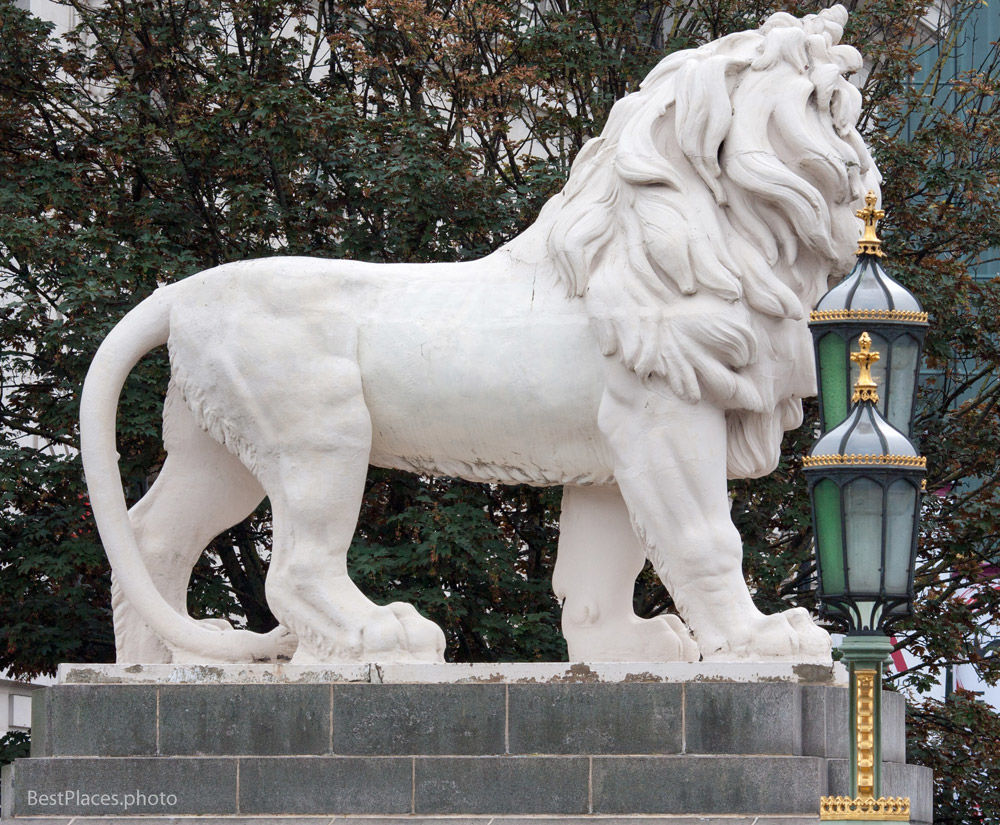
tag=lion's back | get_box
[162,254,615,487]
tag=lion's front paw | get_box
[700,607,831,663]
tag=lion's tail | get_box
[80,287,277,662]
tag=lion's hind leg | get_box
[258,361,445,665]
[554,484,698,662]
[115,381,295,663]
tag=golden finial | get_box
[856,191,885,257]
[851,332,880,403]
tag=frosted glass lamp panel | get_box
[844,477,883,594]
[856,600,880,629]
[849,331,889,417]
[887,335,920,433]
[884,480,917,593]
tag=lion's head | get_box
[535,5,877,477]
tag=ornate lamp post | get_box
[809,193,928,438]
[805,194,929,823]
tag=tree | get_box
[2,0,1000,819]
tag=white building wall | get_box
[14,0,79,37]
[0,673,53,737]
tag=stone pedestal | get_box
[1,663,932,823]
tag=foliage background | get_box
[1,0,999,819]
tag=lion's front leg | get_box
[598,370,831,663]
[554,484,697,662]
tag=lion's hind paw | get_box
[288,601,446,665]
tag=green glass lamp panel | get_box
[814,479,845,593]
[819,333,848,430]
[887,335,919,434]
[844,477,883,593]
[884,479,917,594]
[849,331,889,417]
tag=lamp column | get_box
[805,192,929,824]
[839,635,895,808]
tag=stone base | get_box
[0,817,876,825]
[1,664,932,823]
[55,661,848,685]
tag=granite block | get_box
[493,820,817,825]
[802,686,906,762]
[331,819,497,825]
[158,684,329,755]
[881,691,906,763]
[332,684,504,755]
[592,755,825,814]
[24,820,336,825]
[508,683,682,754]
[5,757,237,817]
[684,683,802,755]
[885,761,934,825]
[34,685,157,757]
[29,688,49,758]
[238,756,412,814]
[414,756,589,814]
[2,761,12,820]
[753,820,824,825]
[821,684,849,758]
[801,685,832,757]
[0,819,74,825]
[0,820,823,825]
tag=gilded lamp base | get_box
[820,795,911,821]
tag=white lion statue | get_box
[81,5,876,665]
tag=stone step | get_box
[29,682,906,761]
[6,675,931,823]
[0,816,839,824]
[1,754,931,820]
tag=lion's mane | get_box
[536,5,876,477]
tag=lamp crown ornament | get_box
[804,335,923,472]
[850,332,880,404]
[856,191,886,257]
[809,188,927,436]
